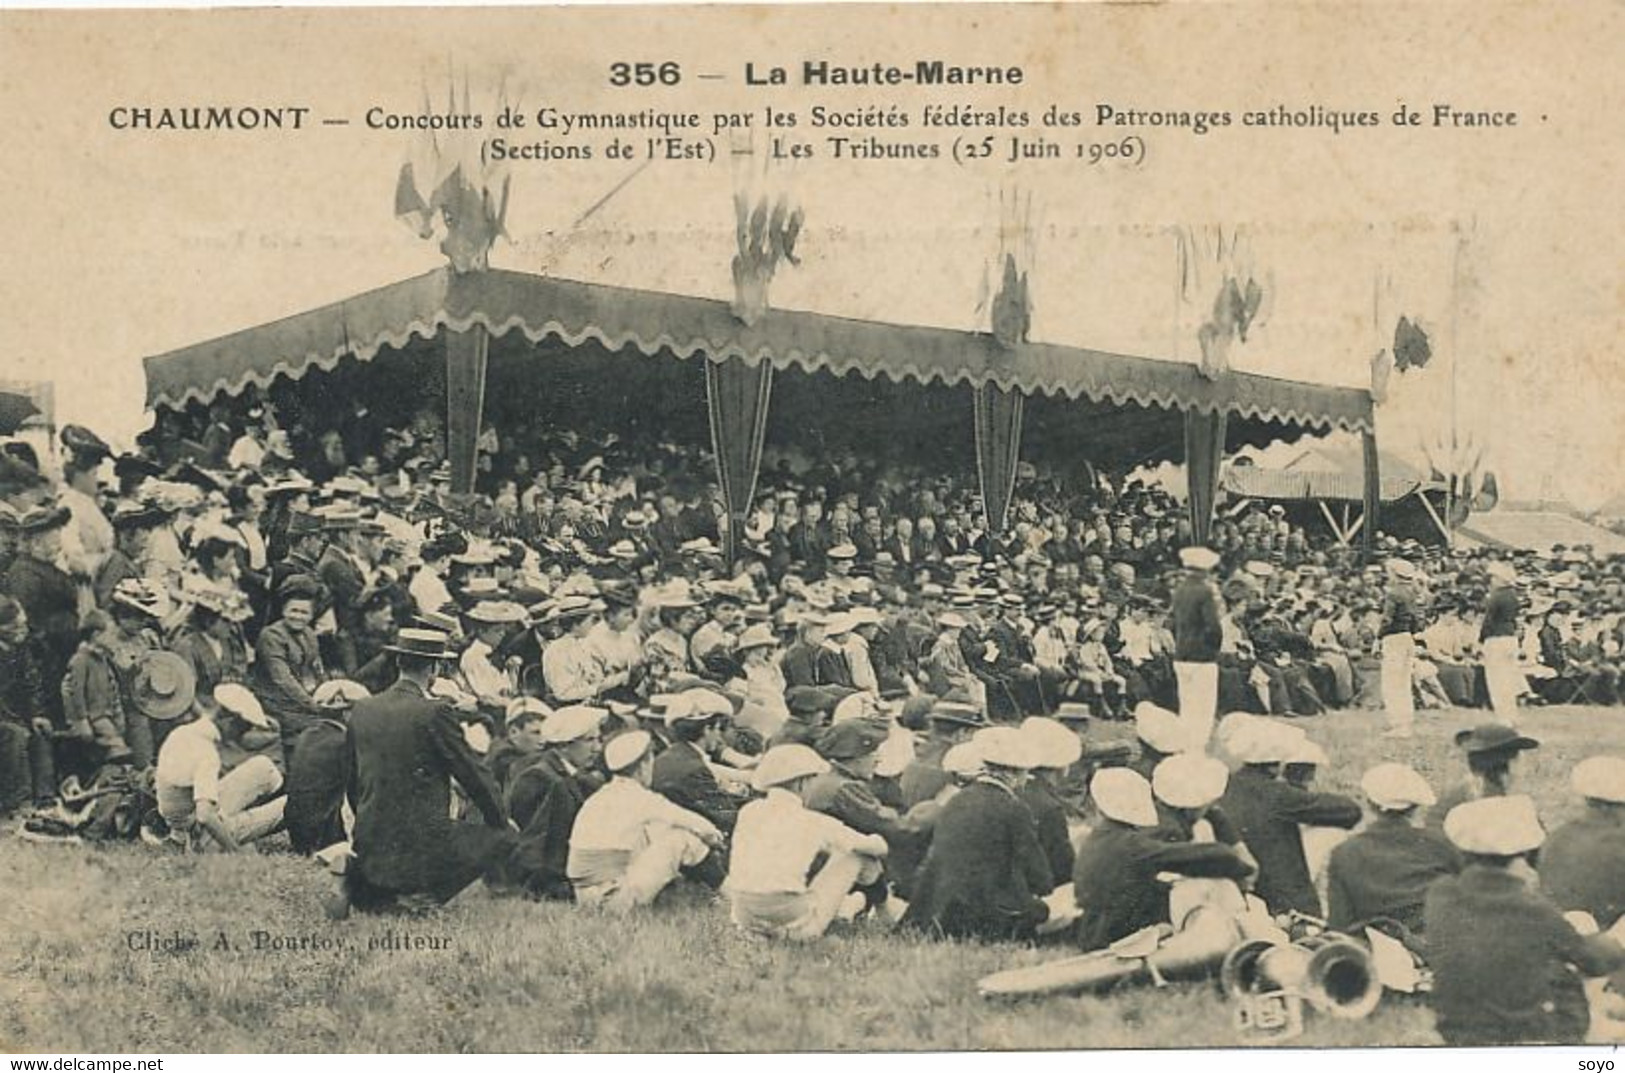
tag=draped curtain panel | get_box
[974,382,1026,534]
[1183,408,1228,545]
[1362,429,1381,560]
[705,356,774,561]
[445,324,490,495]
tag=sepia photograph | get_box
[1,0,1622,1055]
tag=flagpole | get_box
[1447,222,1462,549]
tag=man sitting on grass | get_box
[725,744,888,940]
[567,729,724,911]
[154,684,286,852]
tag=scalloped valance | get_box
[143,267,1373,435]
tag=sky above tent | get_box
[1,3,1619,508]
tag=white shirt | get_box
[725,788,879,895]
[542,634,604,703]
[460,638,514,706]
[586,620,642,677]
[155,719,223,803]
[60,485,113,579]
[228,434,266,470]
[409,568,455,616]
[568,776,718,860]
[737,661,790,740]
[842,634,878,694]
[1033,627,1069,671]
[1120,619,1155,665]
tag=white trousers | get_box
[571,825,711,910]
[1380,633,1415,734]
[1172,661,1219,750]
[158,755,285,845]
[1481,636,1525,724]
[727,851,884,941]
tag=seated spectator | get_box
[154,685,286,852]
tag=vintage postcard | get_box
[1,0,1622,1057]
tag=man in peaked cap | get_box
[341,629,515,916]
[1170,545,1224,750]
[1325,763,1462,942]
[725,744,889,940]
[1540,757,1625,935]
[1427,795,1625,1045]
[1378,556,1425,738]
[898,699,986,809]
[1218,720,1361,918]
[1480,560,1526,723]
[506,705,607,901]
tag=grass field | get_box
[5,703,1623,1053]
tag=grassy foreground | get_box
[4,703,1622,1053]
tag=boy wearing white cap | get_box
[1073,767,1253,952]
[1170,546,1223,749]
[725,744,889,940]
[155,684,286,852]
[1218,720,1361,918]
[1426,795,1625,1044]
[1325,763,1461,939]
[900,727,1054,942]
[1540,757,1625,934]
[568,730,723,910]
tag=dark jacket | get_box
[1073,821,1253,951]
[1540,813,1625,930]
[900,778,1051,942]
[316,546,367,632]
[1425,863,1625,1045]
[780,641,824,689]
[253,620,325,741]
[345,679,512,902]
[1019,776,1076,890]
[1325,815,1462,936]
[650,739,740,833]
[1219,765,1361,917]
[506,750,594,900]
[284,717,350,854]
[1171,576,1223,662]
[170,626,250,698]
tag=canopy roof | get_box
[143,266,1374,434]
[1224,443,1438,504]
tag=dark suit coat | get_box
[285,717,350,854]
[1219,766,1362,917]
[651,739,740,832]
[780,641,824,688]
[506,750,593,899]
[345,680,511,897]
[1171,576,1224,662]
[1018,777,1076,890]
[316,546,367,631]
[900,779,1051,942]
[2,556,78,666]
[1540,814,1625,930]
[1072,821,1253,951]
[1426,864,1624,1045]
[170,626,249,697]
[1325,815,1462,936]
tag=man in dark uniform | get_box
[1018,716,1082,890]
[1541,756,1625,931]
[1480,561,1524,721]
[1075,766,1253,951]
[506,705,605,901]
[1426,795,1625,1045]
[284,680,368,855]
[1427,724,1539,830]
[315,511,369,637]
[1170,546,1224,750]
[1326,763,1461,941]
[1218,720,1361,918]
[901,727,1053,942]
[807,718,915,908]
[340,628,515,915]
